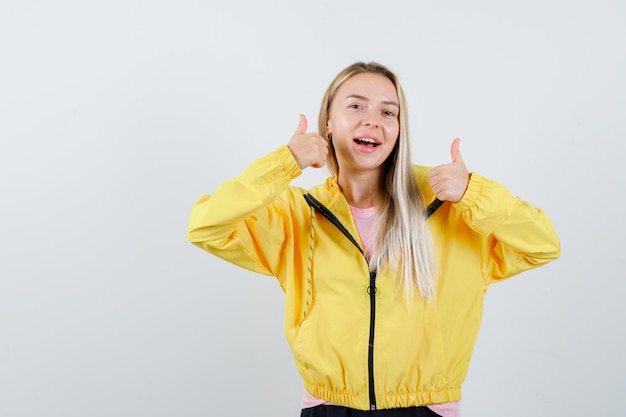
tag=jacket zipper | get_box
[303,193,442,411]
[367,269,377,410]
[303,194,364,257]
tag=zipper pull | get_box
[367,270,377,295]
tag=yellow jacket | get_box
[187,146,560,410]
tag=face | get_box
[327,72,400,177]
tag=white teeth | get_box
[356,137,377,145]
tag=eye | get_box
[349,103,364,110]
[384,110,396,117]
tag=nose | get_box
[362,110,381,128]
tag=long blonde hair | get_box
[317,62,437,300]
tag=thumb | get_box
[450,137,463,163]
[294,113,308,135]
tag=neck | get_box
[338,170,383,208]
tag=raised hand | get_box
[287,114,329,170]
[428,138,470,202]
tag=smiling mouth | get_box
[354,138,380,147]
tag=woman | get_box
[187,62,560,416]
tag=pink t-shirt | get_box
[301,205,460,417]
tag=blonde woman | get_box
[188,62,560,416]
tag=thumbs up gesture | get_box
[428,138,470,202]
[287,114,329,170]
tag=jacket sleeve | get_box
[454,172,561,284]
[187,146,302,276]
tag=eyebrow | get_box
[345,94,399,108]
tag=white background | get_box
[1,1,624,416]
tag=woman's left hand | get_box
[428,138,470,203]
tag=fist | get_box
[428,138,470,202]
[287,114,329,169]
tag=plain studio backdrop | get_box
[1,1,624,416]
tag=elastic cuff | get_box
[455,172,484,210]
[277,145,303,179]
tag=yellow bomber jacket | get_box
[187,145,561,411]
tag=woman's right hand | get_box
[287,114,329,170]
